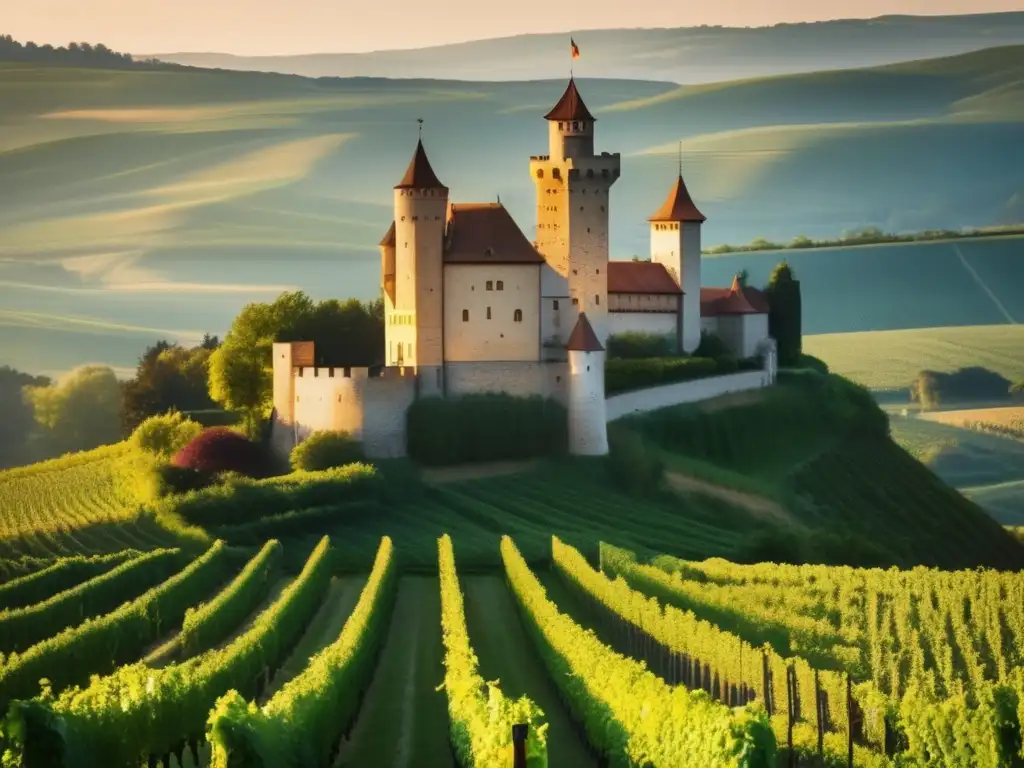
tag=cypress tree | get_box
[764,261,802,367]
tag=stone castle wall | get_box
[444,360,569,405]
[605,369,769,422]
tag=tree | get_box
[208,291,384,436]
[24,365,122,455]
[0,366,51,468]
[121,340,218,435]
[764,260,802,367]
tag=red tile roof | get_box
[700,280,769,316]
[379,221,396,248]
[395,139,447,190]
[444,203,545,265]
[544,78,596,122]
[566,312,604,352]
[607,261,681,295]
[648,175,706,223]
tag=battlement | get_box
[293,364,418,382]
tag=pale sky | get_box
[6,0,1021,56]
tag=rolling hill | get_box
[146,11,1024,83]
[1,46,1022,377]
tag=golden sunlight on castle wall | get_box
[443,264,541,362]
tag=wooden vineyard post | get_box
[815,669,824,756]
[786,666,796,768]
[512,723,529,768]
[762,651,773,716]
[846,675,854,768]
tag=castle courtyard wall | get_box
[608,311,678,341]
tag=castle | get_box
[271,77,775,458]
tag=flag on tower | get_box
[571,38,580,59]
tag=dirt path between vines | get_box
[665,471,796,526]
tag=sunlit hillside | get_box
[1,45,1022,377]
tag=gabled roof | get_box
[395,139,447,191]
[607,261,682,295]
[648,175,706,223]
[566,312,604,352]
[700,278,769,316]
[544,78,596,122]
[379,221,396,248]
[444,203,545,265]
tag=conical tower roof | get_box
[395,139,447,190]
[544,78,596,122]
[648,174,706,223]
[379,221,396,247]
[566,312,604,352]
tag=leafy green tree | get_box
[121,340,218,434]
[0,366,51,468]
[24,365,122,455]
[209,292,384,436]
[764,261,802,367]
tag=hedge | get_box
[605,356,720,395]
[407,394,567,466]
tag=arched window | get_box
[462,309,469,322]
[514,309,523,322]
[496,280,504,291]
[486,280,493,291]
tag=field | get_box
[0,373,1021,767]
[921,405,1024,435]
[803,324,1024,393]
[888,412,1024,525]
[2,44,1024,377]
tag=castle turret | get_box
[566,312,608,456]
[531,78,620,346]
[649,169,706,353]
[389,138,449,394]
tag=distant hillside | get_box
[146,12,1024,83]
[1,45,1022,377]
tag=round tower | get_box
[389,137,448,393]
[566,312,608,456]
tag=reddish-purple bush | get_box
[171,427,272,478]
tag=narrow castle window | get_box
[497,280,504,291]
[553,300,559,310]
[462,309,469,322]
[486,306,492,320]
[514,309,523,322]
[572,297,579,306]
[595,295,600,305]
[486,280,493,291]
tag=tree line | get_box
[1,293,382,469]
[0,34,174,69]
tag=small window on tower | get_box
[486,306,492,320]
[462,309,469,322]
[553,300,559,310]
[496,280,504,291]
[595,295,600,305]
[514,309,523,322]
[486,281,493,291]
[572,298,579,306]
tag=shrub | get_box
[606,332,674,359]
[171,427,272,479]
[910,366,1014,409]
[693,331,733,361]
[606,425,664,498]
[605,357,719,395]
[792,354,829,374]
[131,411,203,458]
[407,394,567,466]
[290,430,364,472]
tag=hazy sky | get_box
[7,0,1021,55]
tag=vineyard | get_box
[3,373,1024,765]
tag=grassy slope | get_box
[2,45,1023,377]
[620,372,1024,570]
